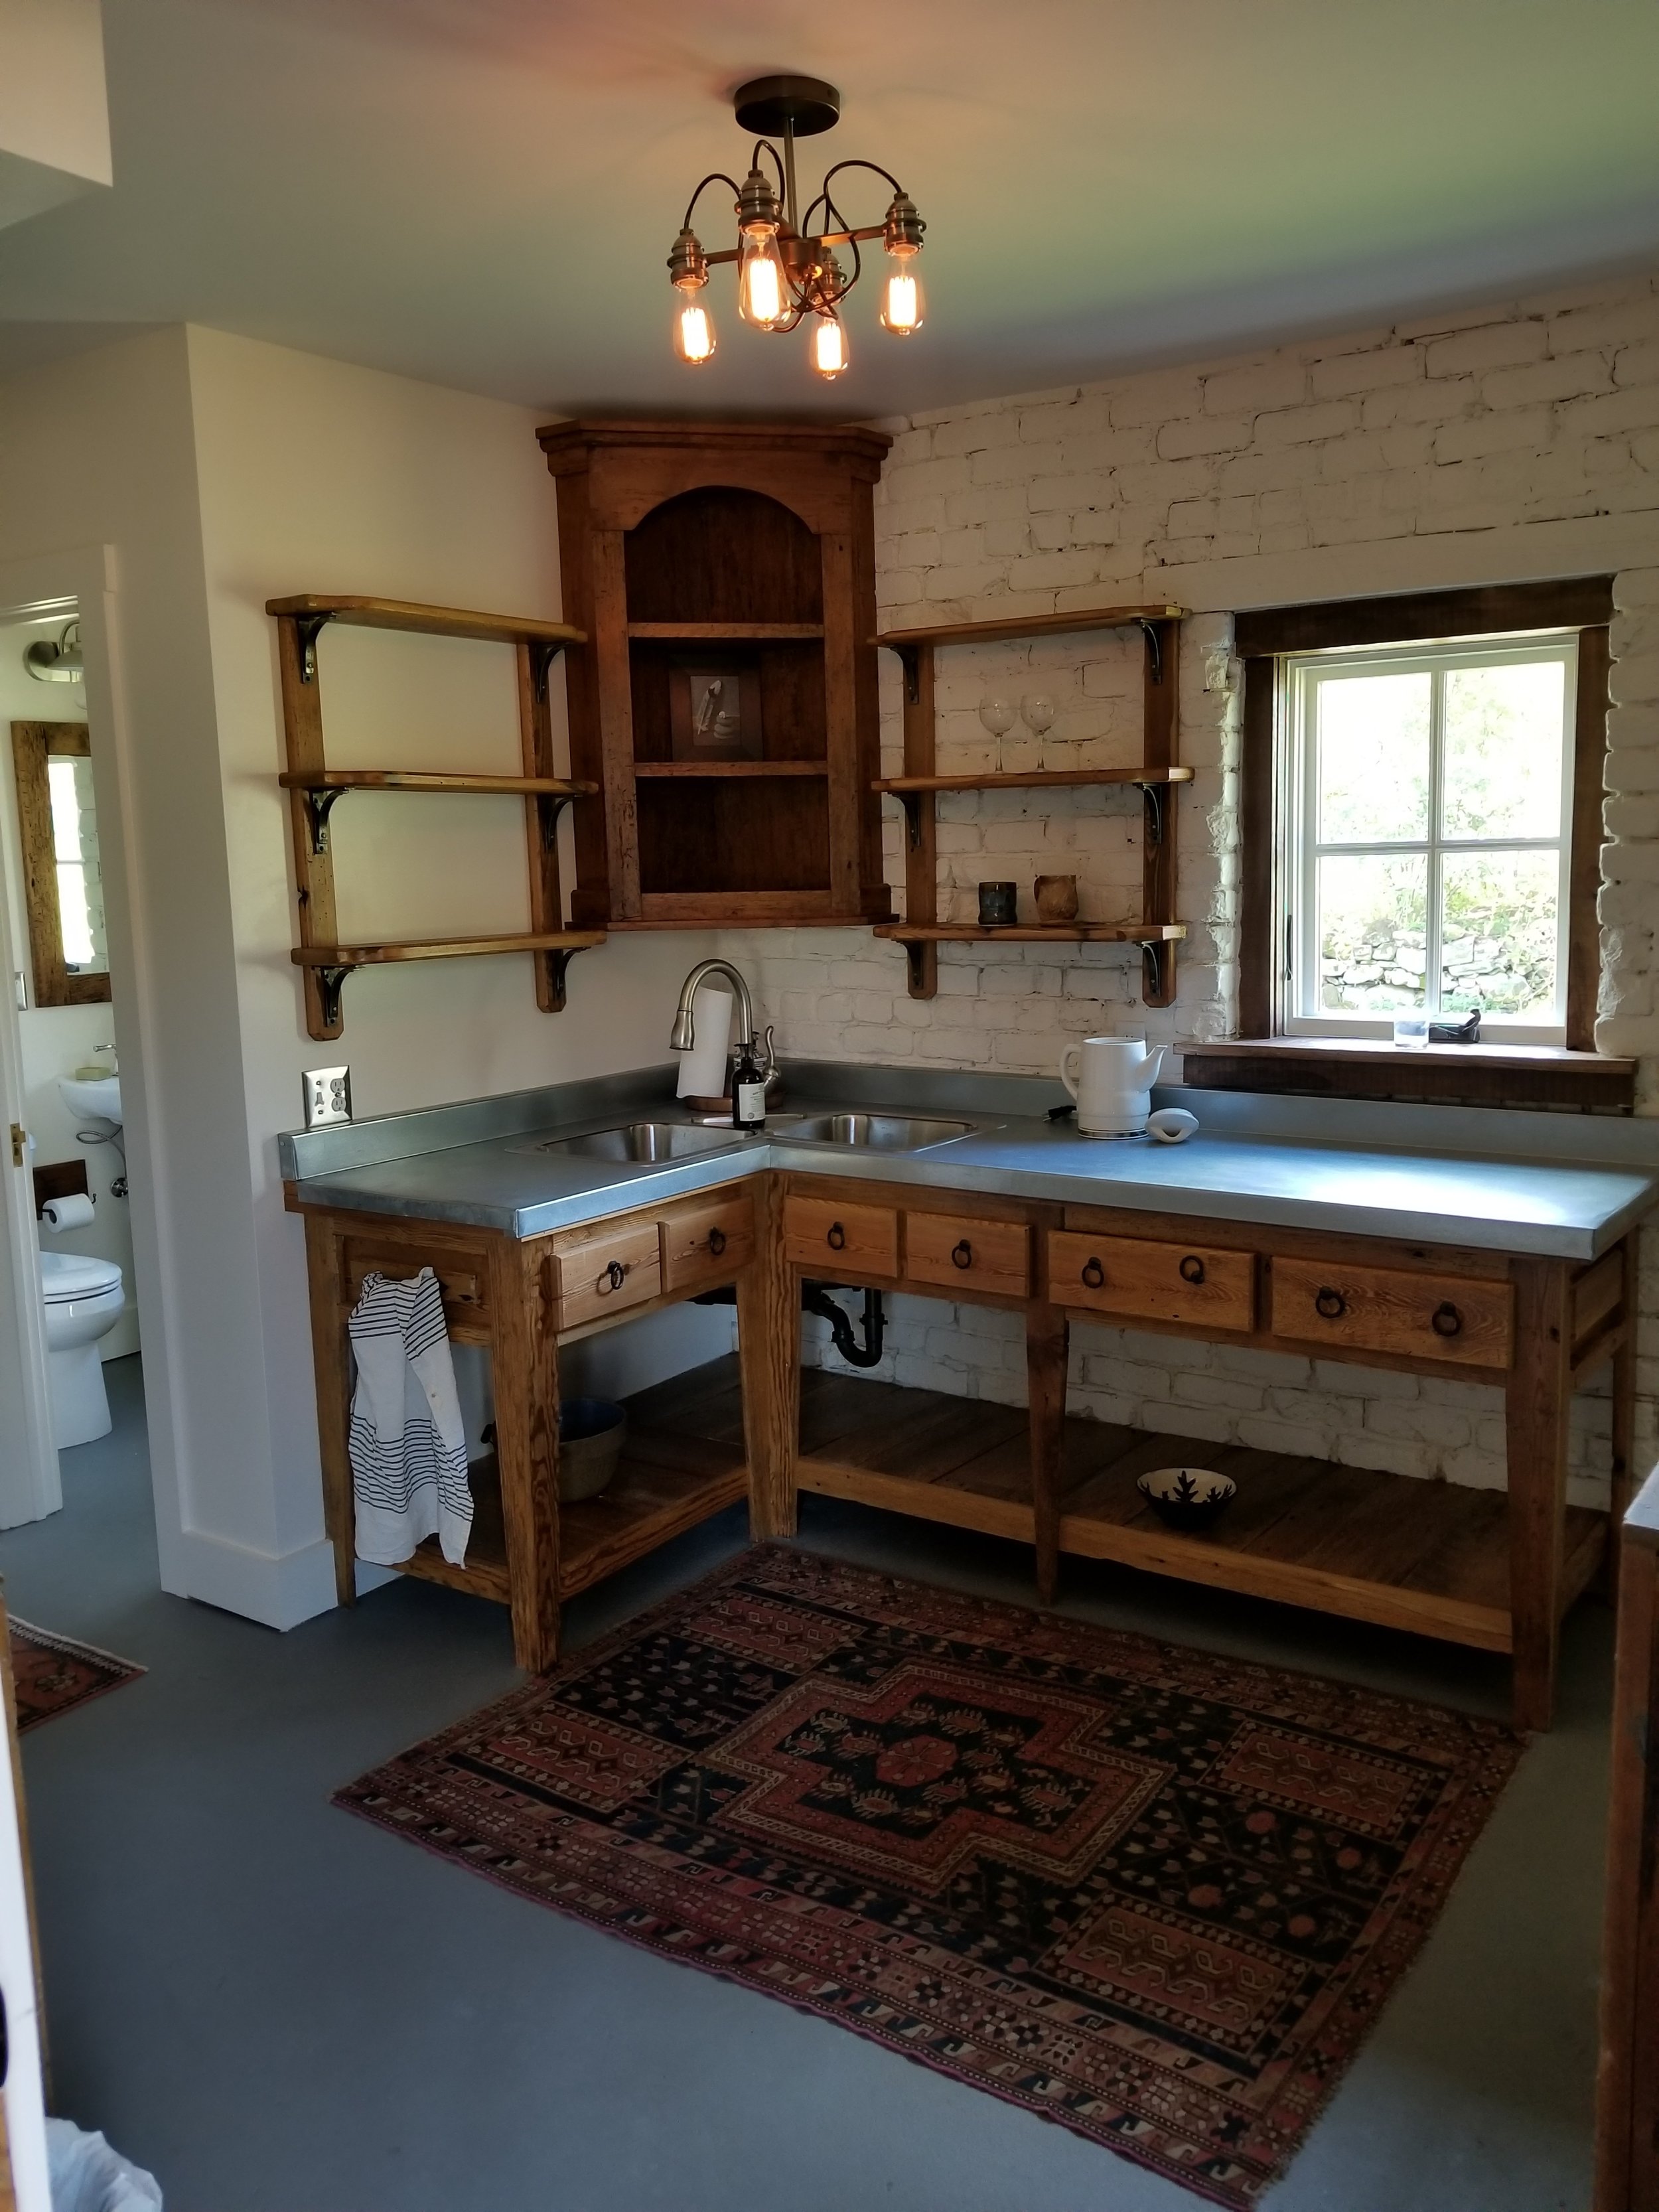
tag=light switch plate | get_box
[303,1065,352,1129]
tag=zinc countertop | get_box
[282,1065,1659,1262]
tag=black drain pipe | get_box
[692,1280,887,1368]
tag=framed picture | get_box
[669,658,764,762]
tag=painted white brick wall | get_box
[719,269,1659,1513]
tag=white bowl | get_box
[1137,1465,1236,1531]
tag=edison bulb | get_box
[880,265,924,336]
[811,313,848,380]
[739,229,790,329]
[672,293,715,365]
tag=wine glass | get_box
[977,696,1015,738]
[1020,693,1056,735]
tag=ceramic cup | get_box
[977,881,1018,927]
[1033,873,1078,923]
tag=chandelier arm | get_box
[751,139,787,202]
[680,172,745,230]
[818,157,907,202]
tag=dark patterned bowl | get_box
[1137,1466,1237,1532]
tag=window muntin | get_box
[1282,635,1576,1041]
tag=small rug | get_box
[334,1548,1519,2206]
[9,1618,145,1732]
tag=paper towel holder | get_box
[33,1159,90,1220]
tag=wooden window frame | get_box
[9,719,110,1009]
[1197,578,1630,1110]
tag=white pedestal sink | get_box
[59,1075,122,1128]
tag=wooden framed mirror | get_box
[10,720,110,1007]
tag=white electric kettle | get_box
[1059,1035,1167,1138]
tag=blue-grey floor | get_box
[2,1354,1609,2211]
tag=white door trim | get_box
[0,545,185,1583]
[0,827,56,1524]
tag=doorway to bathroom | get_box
[0,597,148,1544]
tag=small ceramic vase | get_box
[1034,873,1078,922]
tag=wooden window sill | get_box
[1179,1038,1635,1111]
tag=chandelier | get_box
[667,74,926,381]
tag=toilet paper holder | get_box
[33,1159,91,1221]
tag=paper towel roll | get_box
[675,982,735,1100]
[40,1192,94,1231]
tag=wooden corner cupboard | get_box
[537,419,894,932]
[292,1156,1629,1735]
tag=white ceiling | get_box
[2,0,1658,418]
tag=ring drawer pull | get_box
[1080,1257,1105,1290]
[826,1221,847,1251]
[708,1226,727,1257]
[1179,1254,1206,1285]
[1315,1286,1346,1319]
[1431,1301,1463,1337]
[599,1259,626,1295]
[952,1238,974,1270]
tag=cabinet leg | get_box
[739,1176,799,1539]
[1508,1259,1572,1733]
[1027,1303,1068,1605]
[492,1242,563,1672]
[303,1215,356,1607]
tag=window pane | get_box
[1443,660,1565,840]
[1439,848,1559,1017]
[1315,852,1429,1012]
[1315,672,1430,844]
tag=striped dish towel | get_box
[347,1267,473,1568]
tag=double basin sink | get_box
[526,1112,976,1163]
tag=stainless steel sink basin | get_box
[521,1121,749,1162]
[768,1112,976,1152]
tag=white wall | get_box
[719,265,1659,1513]
[0,612,137,1356]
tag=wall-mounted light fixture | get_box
[25,620,82,684]
[668,74,926,382]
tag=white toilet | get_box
[39,1250,126,1447]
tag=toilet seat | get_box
[40,1251,123,1303]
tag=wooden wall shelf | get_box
[268,593,601,1038]
[539,419,895,932]
[872,603,1187,1004]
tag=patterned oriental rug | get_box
[336,1548,1520,2206]
[9,1618,145,1732]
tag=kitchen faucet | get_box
[670,958,775,1072]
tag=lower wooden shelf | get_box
[790,1367,1605,1655]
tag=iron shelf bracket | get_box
[303,785,348,855]
[1133,777,1169,849]
[1139,938,1172,1001]
[1135,617,1165,686]
[314,964,354,1031]
[296,612,334,684]
[893,790,924,849]
[895,642,922,705]
[901,937,928,993]
[541,941,593,1011]
[537,790,579,850]
[528,639,567,702]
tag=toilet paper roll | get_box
[41,1192,95,1231]
[675,983,735,1100]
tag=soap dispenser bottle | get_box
[731,1026,774,1132]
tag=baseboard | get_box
[175,1526,340,1631]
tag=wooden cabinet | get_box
[549,1218,662,1331]
[782,1195,899,1276]
[538,420,895,931]
[1269,1255,1512,1369]
[660,1193,755,1293]
[906,1211,1031,1298]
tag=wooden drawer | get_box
[906,1211,1031,1298]
[551,1218,662,1330]
[1270,1256,1512,1369]
[782,1196,898,1277]
[1048,1229,1256,1331]
[660,1193,755,1293]
[342,1238,490,1332]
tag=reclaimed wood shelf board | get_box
[873,604,1186,651]
[291,932,606,966]
[873,922,1188,945]
[1182,1037,1634,1074]
[873,767,1194,795]
[265,595,585,647]
[558,1426,748,1599]
[279,770,597,797]
[625,621,825,640]
[782,1366,1605,1655]
[632,761,830,778]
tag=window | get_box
[1281,634,1577,1042]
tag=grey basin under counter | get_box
[277,1059,1659,1260]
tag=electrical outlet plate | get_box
[303,1065,352,1129]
